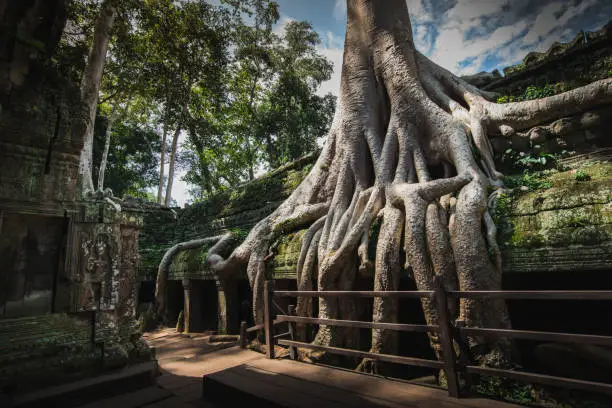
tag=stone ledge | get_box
[502,243,612,273]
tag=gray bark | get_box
[158,121,168,204]
[155,235,226,314]
[77,0,117,195]
[164,125,181,207]
[97,105,117,191]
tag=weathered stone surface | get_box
[0,9,151,392]
[268,230,306,279]
[68,200,144,342]
[460,70,502,88]
[136,154,316,281]
[499,162,612,272]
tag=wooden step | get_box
[76,385,172,408]
[202,358,520,408]
[5,361,158,408]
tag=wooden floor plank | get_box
[115,330,523,408]
[229,358,520,408]
[207,364,406,408]
[77,386,172,408]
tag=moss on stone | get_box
[136,154,317,280]
[268,229,306,279]
[168,246,212,280]
[496,162,612,249]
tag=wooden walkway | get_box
[79,329,520,408]
[203,357,520,408]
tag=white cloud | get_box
[406,0,433,23]
[274,15,296,36]
[334,0,347,22]
[411,0,603,75]
[316,30,344,97]
[166,131,190,207]
[521,0,598,51]
[431,18,529,75]
[317,45,343,97]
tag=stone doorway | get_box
[0,212,67,318]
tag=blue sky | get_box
[275,0,612,97]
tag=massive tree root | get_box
[155,234,230,314]
[162,0,612,377]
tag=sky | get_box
[171,0,611,206]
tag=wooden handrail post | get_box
[264,280,275,359]
[90,310,96,348]
[287,305,297,360]
[240,321,248,349]
[455,319,475,392]
[434,276,460,398]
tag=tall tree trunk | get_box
[97,105,117,191]
[77,0,117,195]
[190,0,612,374]
[164,125,181,207]
[158,121,168,204]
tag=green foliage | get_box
[230,227,250,242]
[92,116,161,198]
[176,1,336,199]
[573,169,591,181]
[504,171,553,191]
[501,148,561,173]
[503,62,526,76]
[492,193,512,225]
[496,83,570,103]
[57,0,335,204]
[473,376,535,405]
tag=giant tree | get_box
[76,0,118,195]
[158,0,612,372]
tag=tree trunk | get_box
[97,105,117,192]
[158,121,168,204]
[192,0,612,374]
[164,125,181,207]
[76,0,117,195]
[155,235,226,315]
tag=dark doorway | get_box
[0,212,66,318]
[198,280,219,332]
[237,279,253,328]
[166,280,184,327]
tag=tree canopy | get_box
[61,0,336,203]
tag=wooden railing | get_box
[69,310,98,348]
[238,278,612,399]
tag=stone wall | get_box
[135,153,316,282]
[67,200,143,340]
[499,161,611,273]
[0,5,152,390]
[463,22,612,167]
